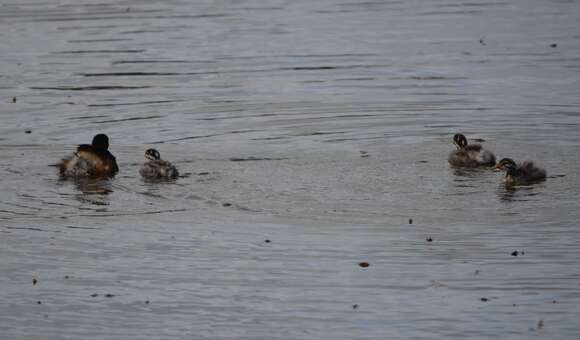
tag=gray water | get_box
[1,0,580,338]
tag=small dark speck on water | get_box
[25,130,31,134]
[481,297,489,302]
[408,218,413,224]
[90,293,99,297]
[474,270,480,275]
[64,275,69,280]
[12,97,16,103]
[222,202,232,207]
[198,172,210,176]
[145,300,150,304]
[538,319,544,329]
[550,43,557,48]
[353,304,359,309]
[479,38,486,45]
[264,239,271,243]
[426,237,433,242]
[511,250,524,256]
[358,262,370,268]
[33,277,37,285]
[553,300,557,304]
[105,294,115,298]
[37,301,42,305]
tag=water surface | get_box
[1,0,580,338]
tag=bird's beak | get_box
[493,163,502,172]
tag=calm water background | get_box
[1,0,580,338]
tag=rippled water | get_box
[2,0,580,338]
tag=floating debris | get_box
[90,293,99,297]
[222,202,232,207]
[538,319,544,329]
[358,262,370,268]
[352,304,359,309]
[480,297,489,302]
[37,301,42,305]
[104,294,115,298]
[408,218,413,224]
[426,237,433,242]
[479,38,486,46]
[511,250,525,256]
[25,130,31,134]
[64,275,70,280]
[264,239,271,243]
[550,43,557,48]
[33,277,37,285]
[145,300,150,304]
[360,151,370,158]
[12,97,16,103]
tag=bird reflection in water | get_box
[452,168,489,179]
[497,184,541,202]
[68,177,113,206]
[451,168,490,189]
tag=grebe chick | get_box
[448,133,495,167]
[59,133,118,178]
[495,158,546,185]
[139,148,179,180]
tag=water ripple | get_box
[2,0,580,338]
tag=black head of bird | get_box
[453,133,468,149]
[91,134,110,150]
[145,148,161,161]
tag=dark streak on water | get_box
[87,100,180,107]
[111,60,217,64]
[78,64,387,77]
[53,50,145,54]
[1,0,580,339]
[93,116,164,123]
[30,86,151,91]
